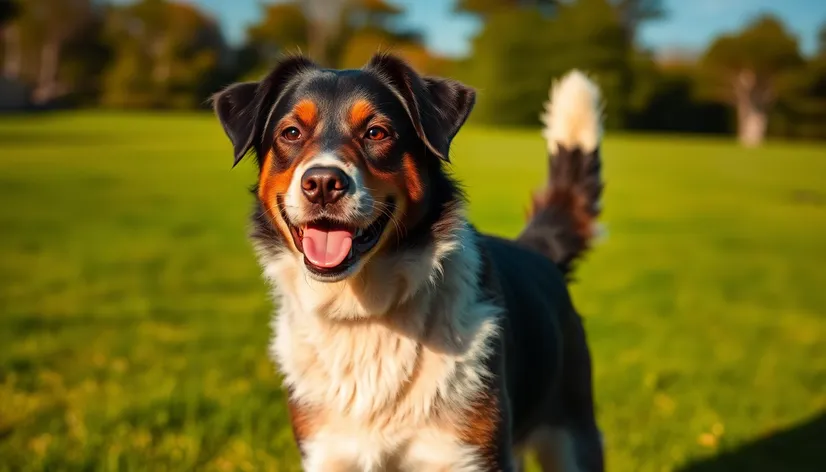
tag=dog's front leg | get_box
[300,436,364,472]
[400,428,516,472]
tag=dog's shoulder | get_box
[476,231,572,437]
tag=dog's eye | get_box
[365,126,389,141]
[282,127,302,141]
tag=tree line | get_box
[1,0,824,145]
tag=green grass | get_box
[1,112,825,471]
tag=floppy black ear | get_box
[212,55,319,167]
[213,82,259,167]
[421,76,476,161]
[365,53,476,162]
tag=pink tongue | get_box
[302,227,353,268]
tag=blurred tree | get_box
[336,0,430,71]
[1,0,21,79]
[4,0,96,104]
[459,0,642,127]
[243,0,432,75]
[302,0,349,66]
[551,0,634,128]
[58,4,111,106]
[697,15,803,147]
[243,2,308,79]
[248,2,308,59]
[0,0,15,24]
[628,61,731,134]
[770,21,826,140]
[456,0,663,36]
[102,0,228,108]
[612,0,665,43]
[457,8,552,124]
[456,0,557,15]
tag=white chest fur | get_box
[257,223,502,470]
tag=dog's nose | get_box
[301,166,350,205]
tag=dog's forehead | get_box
[286,69,401,116]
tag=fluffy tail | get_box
[517,70,605,278]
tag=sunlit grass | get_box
[1,112,825,471]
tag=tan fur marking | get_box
[550,189,594,243]
[531,188,594,244]
[349,99,374,128]
[456,391,500,463]
[402,152,425,202]
[293,99,318,127]
[450,247,504,467]
[287,395,322,447]
[258,149,300,248]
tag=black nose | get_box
[301,166,350,206]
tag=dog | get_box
[212,53,605,471]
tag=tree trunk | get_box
[733,69,769,148]
[151,37,171,84]
[737,103,767,147]
[33,39,61,104]
[2,24,21,79]
[302,0,346,67]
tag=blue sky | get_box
[190,0,826,57]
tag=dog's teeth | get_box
[355,228,364,238]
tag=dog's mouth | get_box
[278,197,396,280]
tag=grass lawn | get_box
[1,111,825,471]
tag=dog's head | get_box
[213,53,475,282]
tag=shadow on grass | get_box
[678,411,826,472]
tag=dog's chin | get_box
[280,199,396,283]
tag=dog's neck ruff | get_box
[253,205,500,427]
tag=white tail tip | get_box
[540,70,604,155]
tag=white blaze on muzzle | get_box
[284,152,372,267]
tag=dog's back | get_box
[484,71,605,471]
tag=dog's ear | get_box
[212,55,318,167]
[365,53,476,162]
[213,81,259,167]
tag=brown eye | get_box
[365,126,389,141]
[282,127,302,141]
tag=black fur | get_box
[212,55,318,167]
[213,52,604,472]
[214,54,470,258]
[364,53,476,162]
[518,144,604,277]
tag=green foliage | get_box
[1,0,825,141]
[57,11,112,106]
[770,55,826,140]
[1,113,825,470]
[694,15,806,146]
[627,65,732,134]
[240,0,422,75]
[553,0,634,128]
[458,8,554,125]
[611,0,665,39]
[100,0,227,109]
[2,0,97,103]
[246,2,309,64]
[460,0,634,128]
[697,15,803,105]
